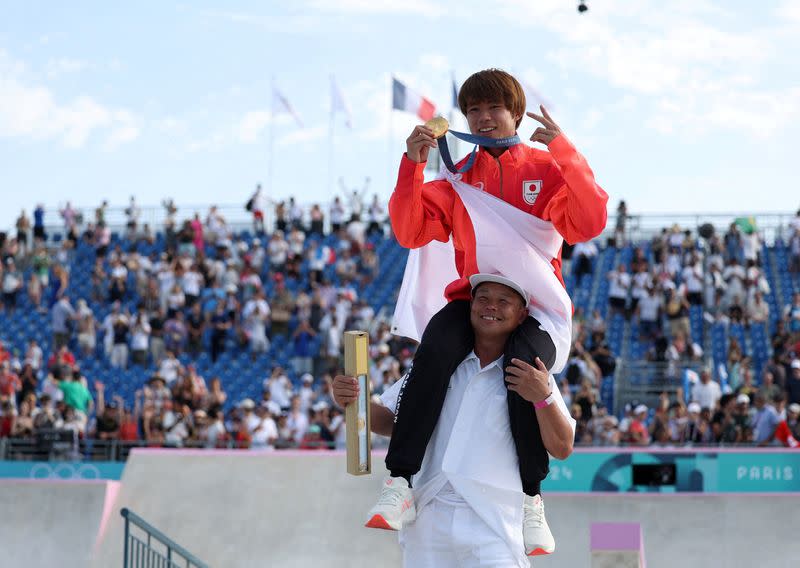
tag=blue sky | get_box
[1,1,799,232]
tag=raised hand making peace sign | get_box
[527,105,562,146]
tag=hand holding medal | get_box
[405,117,448,163]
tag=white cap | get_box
[239,398,256,410]
[687,402,701,413]
[736,394,750,405]
[634,404,648,415]
[312,401,329,412]
[469,273,529,307]
[788,403,800,415]
[261,401,281,415]
[791,360,800,370]
[301,373,314,383]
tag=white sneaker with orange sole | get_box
[364,476,416,531]
[524,494,555,556]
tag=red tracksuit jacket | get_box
[389,134,609,302]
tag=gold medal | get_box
[424,116,449,139]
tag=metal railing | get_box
[19,201,797,246]
[612,360,703,414]
[122,508,209,568]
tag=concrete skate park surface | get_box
[5,449,799,567]
[0,479,119,568]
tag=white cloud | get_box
[45,57,89,78]
[0,50,140,149]
[493,0,794,139]
[776,0,800,23]
[238,110,272,143]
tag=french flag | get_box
[392,77,436,121]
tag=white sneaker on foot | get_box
[364,476,416,531]
[523,494,555,556]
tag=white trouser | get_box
[400,498,525,568]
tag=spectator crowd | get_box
[1,195,799,453]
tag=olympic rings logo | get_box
[28,463,103,480]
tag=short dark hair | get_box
[458,69,526,128]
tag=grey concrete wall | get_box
[91,450,402,568]
[0,480,114,568]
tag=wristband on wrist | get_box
[533,392,555,409]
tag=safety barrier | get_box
[121,508,209,568]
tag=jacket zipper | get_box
[494,156,504,200]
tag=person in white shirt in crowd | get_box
[667,225,684,250]
[745,260,770,301]
[691,367,722,411]
[162,401,191,447]
[158,351,183,386]
[125,195,141,234]
[264,367,292,410]
[1,258,23,313]
[287,197,304,231]
[607,263,631,316]
[329,196,346,233]
[73,299,96,357]
[130,310,152,366]
[24,340,43,374]
[181,264,204,308]
[242,289,270,355]
[340,176,369,221]
[306,240,332,285]
[298,373,316,414]
[636,286,663,342]
[287,227,306,258]
[681,253,704,306]
[746,290,770,324]
[721,257,747,309]
[571,240,598,281]
[236,398,260,435]
[741,229,760,265]
[251,401,281,450]
[332,273,575,566]
[346,216,367,254]
[199,409,227,448]
[286,394,309,446]
[629,262,652,315]
[205,205,229,244]
[268,231,289,273]
[705,262,726,311]
[248,239,266,271]
[367,194,385,236]
[249,184,267,234]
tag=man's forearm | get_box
[370,402,394,437]
[536,403,574,460]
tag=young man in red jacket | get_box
[368,69,608,556]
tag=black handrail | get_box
[121,507,209,568]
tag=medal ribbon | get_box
[438,130,521,174]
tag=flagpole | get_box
[268,76,276,207]
[329,91,335,199]
[387,73,393,202]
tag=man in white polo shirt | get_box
[333,273,575,567]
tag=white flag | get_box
[519,78,553,111]
[391,169,572,373]
[330,75,352,129]
[272,86,304,127]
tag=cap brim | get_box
[468,273,528,307]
